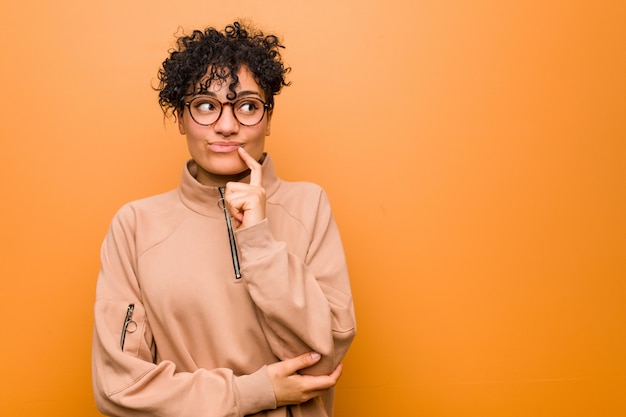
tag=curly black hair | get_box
[156,21,290,118]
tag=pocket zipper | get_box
[120,303,136,350]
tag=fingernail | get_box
[311,352,321,360]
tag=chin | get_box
[210,160,249,176]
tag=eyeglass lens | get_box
[187,96,266,126]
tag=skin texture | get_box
[268,353,343,407]
[178,67,343,406]
[224,146,267,229]
[177,67,271,187]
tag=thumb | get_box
[283,352,322,375]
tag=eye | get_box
[236,99,261,114]
[192,98,220,114]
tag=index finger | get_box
[237,146,262,186]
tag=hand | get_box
[224,147,266,229]
[267,352,343,407]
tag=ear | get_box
[177,109,186,135]
[265,109,273,136]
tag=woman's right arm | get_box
[92,207,278,416]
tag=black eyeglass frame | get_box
[182,96,271,127]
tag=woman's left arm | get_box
[235,187,356,376]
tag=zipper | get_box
[120,303,135,350]
[218,186,242,279]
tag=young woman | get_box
[92,21,356,417]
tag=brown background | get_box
[1,0,625,415]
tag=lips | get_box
[207,142,242,153]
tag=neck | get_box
[195,167,251,187]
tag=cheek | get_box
[184,123,207,143]
[247,132,266,159]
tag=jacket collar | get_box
[178,153,280,217]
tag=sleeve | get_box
[91,206,277,417]
[235,188,357,376]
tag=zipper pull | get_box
[120,303,136,350]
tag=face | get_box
[177,67,272,186]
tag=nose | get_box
[213,103,240,136]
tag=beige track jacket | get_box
[92,154,356,416]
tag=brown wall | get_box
[1,1,625,415]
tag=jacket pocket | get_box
[95,300,153,359]
[120,303,136,351]
[117,301,151,358]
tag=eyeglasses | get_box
[183,96,270,126]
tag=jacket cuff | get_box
[236,219,282,263]
[234,365,276,415]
